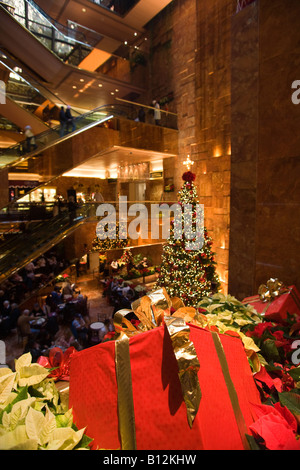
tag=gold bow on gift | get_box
[113,288,201,449]
[258,278,289,302]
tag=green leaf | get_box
[261,339,281,362]
[279,391,300,421]
[287,367,300,382]
[74,433,93,449]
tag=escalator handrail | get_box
[0,203,95,277]
[0,100,161,159]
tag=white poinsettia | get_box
[0,352,92,450]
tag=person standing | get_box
[65,105,76,133]
[59,106,67,137]
[94,189,104,202]
[153,99,161,126]
[24,125,37,152]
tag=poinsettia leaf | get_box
[262,339,281,362]
[278,391,300,425]
[0,371,16,404]
[25,406,46,445]
[287,367,300,382]
[17,364,50,387]
[74,433,93,449]
[0,424,35,450]
[246,433,263,450]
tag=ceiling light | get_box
[115,89,119,92]
[111,92,115,95]
[82,8,86,12]
[72,85,77,89]
[134,32,137,36]
[80,78,84,82]
[98,83,103,87]
[124,41,128,45]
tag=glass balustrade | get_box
[0,101,177,170]
[1,0,99,66]
[0,202,98,281]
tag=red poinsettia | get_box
[249,402,300,450]
[247,322,273,338]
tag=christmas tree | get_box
[156,171,220,306]
[91,222,128,252]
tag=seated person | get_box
[50,286,62,305]
[31,302,45,317]
[71,313,88,345]
[62,281,73,300]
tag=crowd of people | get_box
[1,271,116,366]
[0,248,68,312]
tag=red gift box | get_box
[243,285,300,323]
[68,323,261,450]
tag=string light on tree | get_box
[156,170,220,306]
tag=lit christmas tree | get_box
[156,171,220,306]
[91,222,128,252]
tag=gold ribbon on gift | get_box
[258,278,289,303]
[211,331,250,450]
[113,288,202,449]
[164,316,201,428]
[114,317,137,450]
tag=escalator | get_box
[0,102,133,171]
[0,1,144,110]
[1,96,49,135]
[0,202,98,282]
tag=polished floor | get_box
[3,273,114,369]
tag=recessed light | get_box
[124,41,128,45]
[134,32,137,36]
[80,78,84,82]
[72,85,77,89]
[111,92,115,95]
[98,83,103,87]
[82,8,86,12]
[115,89,119,92]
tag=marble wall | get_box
[229,0,300,298]
[147,0,235,293]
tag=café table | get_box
[89,321,104,344]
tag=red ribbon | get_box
[37,347,76,381]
